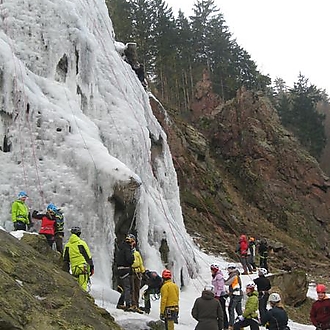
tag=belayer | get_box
[63,226,94,291]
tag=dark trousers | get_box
[131,273,142,307]
[219,296,229,329]
[259,254,268,271]
[54,232,64,254]
[258,292,269,320]
[234,318,259,329]
[228,295,243,326]
[13,221,27,231]
[117,273,131,307]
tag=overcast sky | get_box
[165,0,330,95]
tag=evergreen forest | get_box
[107,0,329,160]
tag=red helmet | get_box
[316,284,327,293]
[162,269,172,279]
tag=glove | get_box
[32,210,38,218]
[160,313,165,321]
[238,315,244,321]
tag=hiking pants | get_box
[219,296,229,329]
[117,273,131,307]
[131,272,142,307]
[234,318,259,330]
[165,319,174,330]
[258,291,269,321]
[228,295,243,326]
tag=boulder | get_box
[268,269,307,306]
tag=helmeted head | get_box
[239,234,247,241]
[71,226,81,236]
[210,263,219,272]
[316,284,327,301]
[246,281,256,291]
[47,203,58,214]
[269,292,281,303]
[162,269,172,280]
[204,284,214,292]
[258,268,268,276]
[125,234,136,244]
[18,191,28,199]
[227,263,237,273]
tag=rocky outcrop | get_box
[268,270,308,307]
[0,230,121,330]
[150,78,330,279]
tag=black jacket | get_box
[116,242,134,276]
[254,275,271,292]
[261,306,288,330]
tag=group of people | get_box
[11,193,330,329]
[236,235,269,275]
[11,191,94,291]
[192,263,287,330]
[11,191,65,253]
[115,233,179,330]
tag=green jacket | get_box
[63,234,94,275]
[11,200,29,224]
[243,291,259,319]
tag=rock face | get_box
[151,78,330,278]
[0,230,121,330]
[268,270,308,307]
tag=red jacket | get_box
[32,212,56,236]
[310,297,330,329]
[239,235,248,256]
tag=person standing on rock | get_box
[236,234,253,275]
[62,226,94,291]
[310,284,330,330]
[11,191,31,231]
[258,238,269,272]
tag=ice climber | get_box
[261,292,289,330]
[191,284,224,330]
[233,281,259,330]
[116,234,135,311]
[32,205,56,247]
[140,270,163,314]
[131,235,145,313]
[310,284,330,330]
[160,269,179,330]
[11,191,31,231]
[253,267,271,320]
[62,226,94,291]
[225,263,243,330]
[236,234,253,275]
[210,263,228,329]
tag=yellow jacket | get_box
[132,249,145,274]
[160,279,179,314]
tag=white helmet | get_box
[204,284,214,292]
[227,263,236,270]
[246,281,256,289]
[258,268,268,276]
[269,293,281,303]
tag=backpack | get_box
[54,210,64,232]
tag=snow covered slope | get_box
[0,0,197,295]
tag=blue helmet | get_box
[18,191,28,198]
[47,203,58,213]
